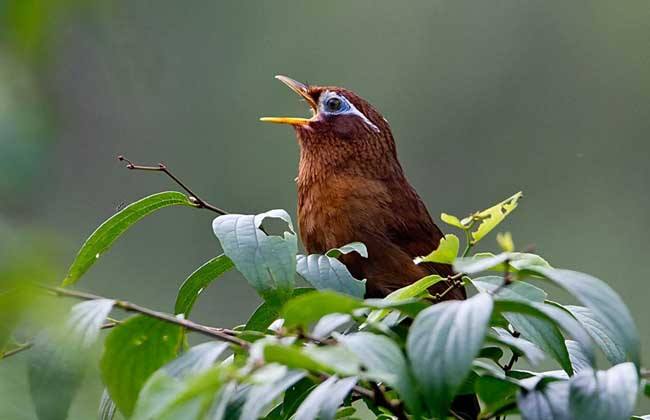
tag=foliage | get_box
[1,190,648,420]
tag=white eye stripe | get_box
[321,91,380,133]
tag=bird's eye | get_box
[325,96,342,112]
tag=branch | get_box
[432,272,466,302]
[117,155,228,215]
[369,381,409,420]
[42,285,249,349]
[0,342,33,359]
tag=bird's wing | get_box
[387,185,467,300]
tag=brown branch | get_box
[117,155,228,215]
[42,285,249,349]
[432,272,466,302]
[369,381,409,420]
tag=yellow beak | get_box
[260,75,316,126]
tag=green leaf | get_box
[564,305,626,365]
[312,314,352,339]
[293,376,357,420]
[497,232,515,252]
[213,210,297,304]
[28,332,86,420]
[566,340,591,374]
[518,378,570,420]
[325,242,368,259]
[296,252,366,298]
[66,299,115,347]
[414,234,459,265]
[406,293,493,417]
[455,252,550,274]
[174,255,234,316]
[494,300,595,373]
[263,345,333,373]
[523,267,640,366]
[132,342,229,420]
[280,291,363,329]
[240,371,305,420]
[100,315,184,416]
[245,288,312,332]
[63,191,193,286]
[339,332,421,414]
[569,363,638,420]
[487,329,545,366]
[365,275,442,324]
[479,346,505,363]
[98,389,116,420]
[471,191,522,244]
[29,299,113,420]
[440,213,466,229]
[472,276,547,302]
[476,375,519,416]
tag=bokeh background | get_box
[1,1,649,418]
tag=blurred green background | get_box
[1,1,649,418]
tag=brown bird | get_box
[262,76,478,420]
[262,76,466,301]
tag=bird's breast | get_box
[297,175,392,254]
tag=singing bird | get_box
[261,76,466,301]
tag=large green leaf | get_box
[339,332,421,414]
[569,362,638,420]
[472,276,547,302]
[473,276,568,373]
[66,299,115,347]
[505,313,572,375]
[406,293,493,417]
[245,288,312,332]
[455,252,550,275]
[476,375,519,417]
[280,291,363,329]
[518,378,570,420]
[293,376,357,420]
[240,370,305,420]
[174,255,234,316]
[132,342,229,420]
[213,210,297,304]
[29,299,114,420]
[296,247,366,298]
[487,329,545,366]
[63,191,194,286]
[494,300,595,373]
[98,389,116,420]
[522,267,640,366]
[28,332,86,420]
[564,305,625,365]
[100,315,184,417]
[566,340,591,374]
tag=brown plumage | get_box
[262,76,466,301]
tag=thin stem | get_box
[117,155,228,215]
[42,285,249,349]
[432,272,466,302]
[0,342,33,359]
[369,381,408,420]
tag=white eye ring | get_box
[320,91,379,132]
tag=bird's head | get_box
[261,76,401,179]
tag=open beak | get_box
[260,75,317,126]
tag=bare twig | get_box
[0,342,33,359]
[117,155,228,215]
[432,272,466,302]
[41,285,249,348]
[369,381,408,420]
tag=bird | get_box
[261,76,466,301]
[261,76,478,419]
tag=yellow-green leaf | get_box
[471,192,523,244]
[415,234,459,265]
[440,213,466,229]
[496,232,515,252]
